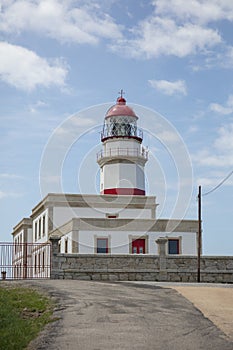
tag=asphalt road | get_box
[21,280,233,350]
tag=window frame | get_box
[96,238,109,254]
[168,238,180,255]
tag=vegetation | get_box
[0,284,54,350]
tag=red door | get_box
[132,239,145,254]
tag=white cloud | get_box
[187,125,198,134]
[0,0,123,44]
[209,94,233,115]
[28,100,48,113]
[0,190,22,199]
[149,79,187,95]
[210,103,232,115]
[193,123,233,167]
[215,124,233,152]
[226,46,233,63]
[156,130,181,144]
[197,173,233,189]
[153,0,233,24]
[193,149,233,167]
[0,41,68,90]
[110,0,228,60]
[55,116,96,137]
[40,175,60,184]
[0,1,227,62]
[112,15,221,59]
[0,173,23,179]
[0,191,8,199]
[71,115,96,127]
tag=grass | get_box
[0,284,55,350]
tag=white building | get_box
[12,95,198,276]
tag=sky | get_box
[0,0,233,255]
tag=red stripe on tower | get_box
[101,188,145,196]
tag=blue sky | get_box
[0,0,233,255]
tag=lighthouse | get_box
[97,92,148,195]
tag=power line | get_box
[202,169,233,196]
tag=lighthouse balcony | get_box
[97,147,148,165]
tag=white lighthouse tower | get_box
[97,92,148,195]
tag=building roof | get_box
[30,193,157,218]
[12,217,32,236]
[50,217,198,238]
[105,97,137,119]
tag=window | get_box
[106,213,119,219]
[35,222,38,241]
[65,239,68,253]
[38,219,41,239]
[97,238,108,254]
[168,239,180,254]
[107,215,117,219]
[42,216,46,237]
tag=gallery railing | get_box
[97,147,148,162]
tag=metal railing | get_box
[0,242,51,280]
[97,147,148,162]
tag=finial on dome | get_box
[117,89,126,104]
[118,89,125,98]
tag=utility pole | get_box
[197,185,202,283]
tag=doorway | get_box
[132,239,145,254]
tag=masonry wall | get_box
[50,238,233,283]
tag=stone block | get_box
[188,274,197,282]
[135,273,143,281]
[202,274,215,283]
[158,271,168,281]
[119,273,128,280]
[100,274,109,280]
[73,274,91,280]
[91,274,101,280]
[222,274,233,283]
[226,262,233,270]
[128,273,136,281]
[180,275,189,282]
[108,274,119,281]
[169,274,181,282]
[143,273,157,281]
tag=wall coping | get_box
[54,253,233,260]
[54,253,233,259]
[57,253,160,258]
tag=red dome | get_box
[106,97,137,118]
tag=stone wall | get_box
[50,237,233,283]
